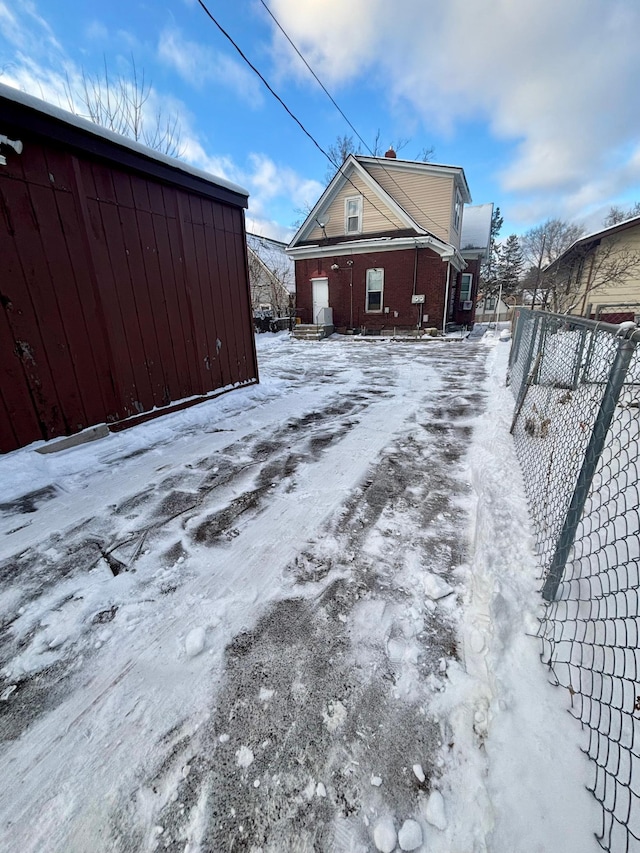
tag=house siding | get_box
[0,102,257,453]
[583,227,640,311]
[295,248,448,331]
[364,165,455,244]
[306,171,406,242]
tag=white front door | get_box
[311,278,329,324]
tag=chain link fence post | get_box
[541,334,637,600]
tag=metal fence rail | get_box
[509,308,640,852]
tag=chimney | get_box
[384,147,397,159]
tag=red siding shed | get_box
[0,84,258,453]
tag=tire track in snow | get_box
[0,340,489,852]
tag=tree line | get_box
[482,202,640,312]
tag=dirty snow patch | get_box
[423,573,454,600]
[373,817,397,852]
[185,627,206,657]
[322,699,347,732]
[398,819,423,850]
[412,763,425,783]
[235,746,254,768]
[425,789,447,830]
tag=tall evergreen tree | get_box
[481,206,503,295]
[495,234,524,296]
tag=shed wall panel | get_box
[0,121,256,453]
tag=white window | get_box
[485,296,496,310]
[366,268,384,312]
[460,273,473,302]
[453,189,462,232]
[345,196,363,234]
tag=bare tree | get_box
[544,235,640,314]
[521,218,584,269]
[415,144,435,162]
[324,131,432,182]
[246,239,293,319]
[521,218,584,308]
[63,58,183,158]
[604,202,640,227]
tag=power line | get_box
[194,0,401,234]
[259,0,452,239]
[258,0,370,155]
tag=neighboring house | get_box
[287,150,490,333]
[0,83,258,454]
[246,233,295,318]
[544,215,640,320]
[475,294,513,323]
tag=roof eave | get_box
[286,234,461,262]
[0,82,249,208]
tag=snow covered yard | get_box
[0,334,598,852]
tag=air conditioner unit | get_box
[462,301,473,310]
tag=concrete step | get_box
[292,324,333,341]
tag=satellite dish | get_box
[315,211,331,229]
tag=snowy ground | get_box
[0,334,598,852]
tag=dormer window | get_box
[345,196,363,234]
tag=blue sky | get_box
[2,0,640,242]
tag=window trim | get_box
[460,272,473,303]
[365,267,384,313]
[345,195,363,235]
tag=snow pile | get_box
[426,341,598,852]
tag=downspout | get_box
[442,262,452,335]
[413,244,420,328]
[349,261,354,329]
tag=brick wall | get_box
[451,257,482,326]
[295,247,449,331]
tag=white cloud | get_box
[84,20,108,41]
[268,0,640,219]
[245,214,294,243]
[158,27,263,107]
[0,1,325,236]
[0,0,61,54]
[246,153,323,209]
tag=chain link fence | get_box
[508,308,640,852]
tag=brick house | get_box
[286,150,489,334]
[543,214,640,320]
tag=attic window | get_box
[345,196,363,234]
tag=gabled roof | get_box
[546,213,640,272]
[287,154,466,266]
[357,154,472,204]
[288,154,429,248]
[461,203,494,256]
